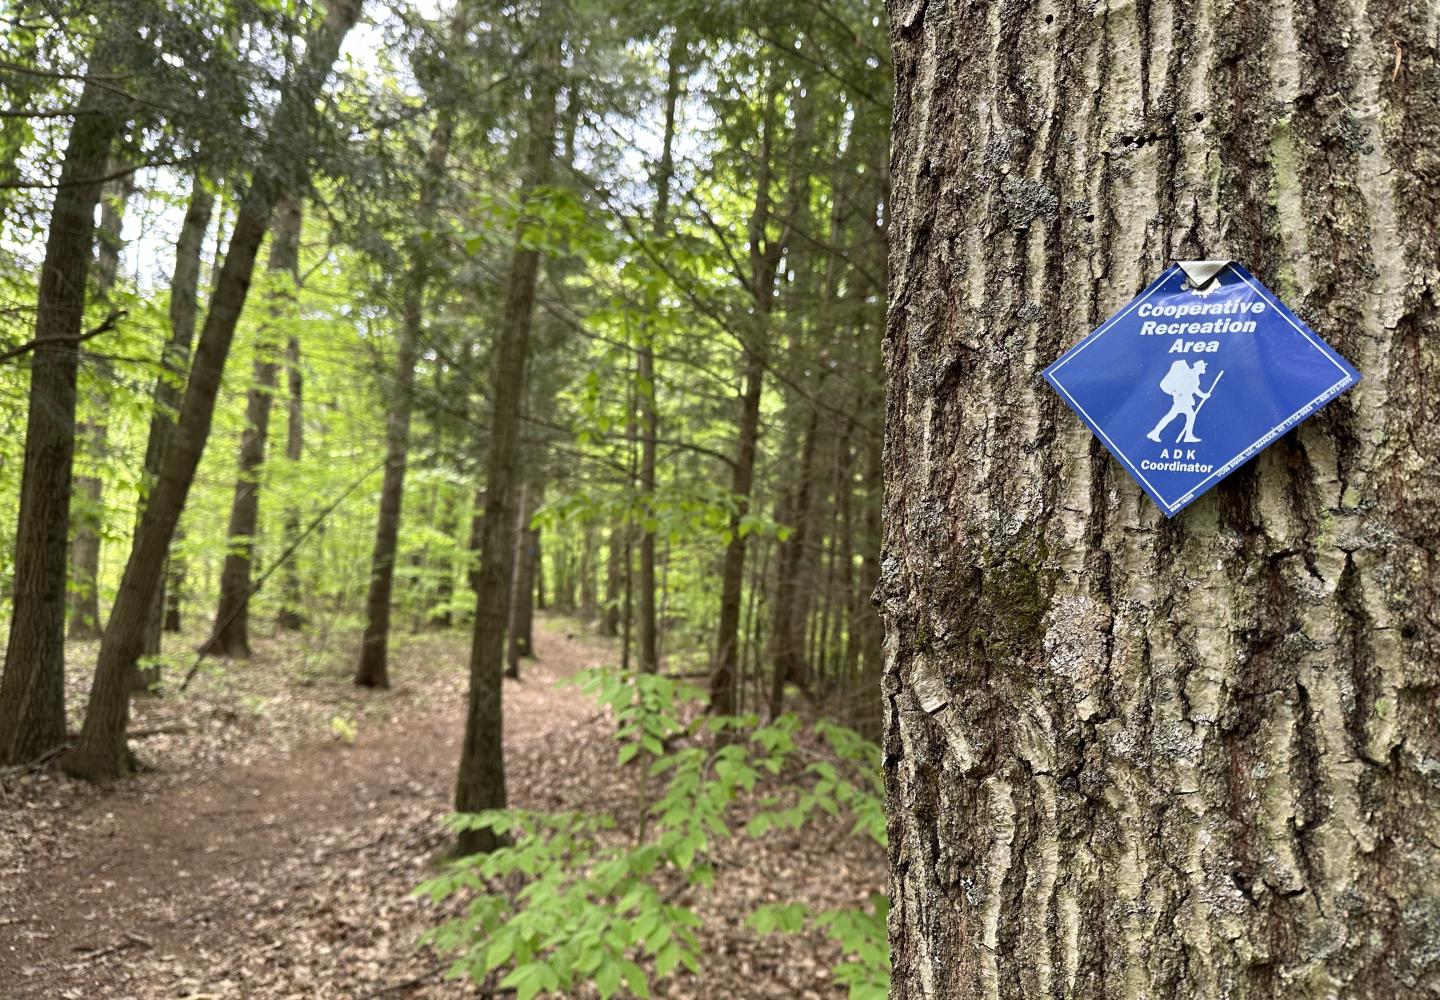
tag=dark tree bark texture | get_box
[0,32,125,766]
[454,34,560,854]
[881,0,1440,996]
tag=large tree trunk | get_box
[0,30,126,767]
[64,0,359,783]
[202,195,302,658]
[137,172,216,683]
[454,34,560,854]
[356,104,457,687]
[881,2,1439,997]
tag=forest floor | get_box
[0,614,883,998]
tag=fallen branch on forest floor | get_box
[0,726,196,780]
[359,963,517,999]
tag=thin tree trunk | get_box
[882,3,1438,995]
[68,176,130,641]
[711,73,812,716]
[64,0,359,782]
[0,27,126,767]
[356,104,457,687]
[505,482,538,678]
[637,38,683,675]
[454,32,559,854]
[768,404,820,718]
[163,535,185,633]
[276,333,305,630]
[202,195,302,658]
[138,172,215,683]
[601,522,623,637]
[579,522,597,619]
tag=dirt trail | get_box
[0,619,608,999]
[0,617,880,998]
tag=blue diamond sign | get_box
[1042,260,1360,516]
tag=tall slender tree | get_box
[202,195,301,658]
[276,331,305,630]
[636,36,683,675]
[355,97,459,687]
[137,170,216,684]
[0,22,129,766]
[454,26,562,854]
[68,175,132,641]
[65,0,360,781]
[710,71,813,716]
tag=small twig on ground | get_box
[0,744,67,778]
[72,931,153,961]
[359,963,445,997]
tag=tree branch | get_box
[0,309,126,363]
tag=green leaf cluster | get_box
[418,667,888,999]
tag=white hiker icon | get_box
[1148,360,1224,444]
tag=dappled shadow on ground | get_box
[0,616,882,998]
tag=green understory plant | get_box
[416,668,888,999]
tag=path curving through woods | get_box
[0,617,879,998]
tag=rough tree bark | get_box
[454,32,560,854]
[64,0,359,782]
[203,195,301,658]
[0,27,126,766]
[137,171,215,683]
[356,102,457,687]
[882,1,1440,996]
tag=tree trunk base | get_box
[354,660,390,689]
[62,741,138,784]
[197,632,250,659]
[450,827,510,860]
[130,664,162,697]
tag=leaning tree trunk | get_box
[65,0,359,783]
[454,31,560,855]
[881,2,1440,997]
[203,195,301,658]
[0,28,126,767]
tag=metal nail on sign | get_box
[1042,260,1361,517]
